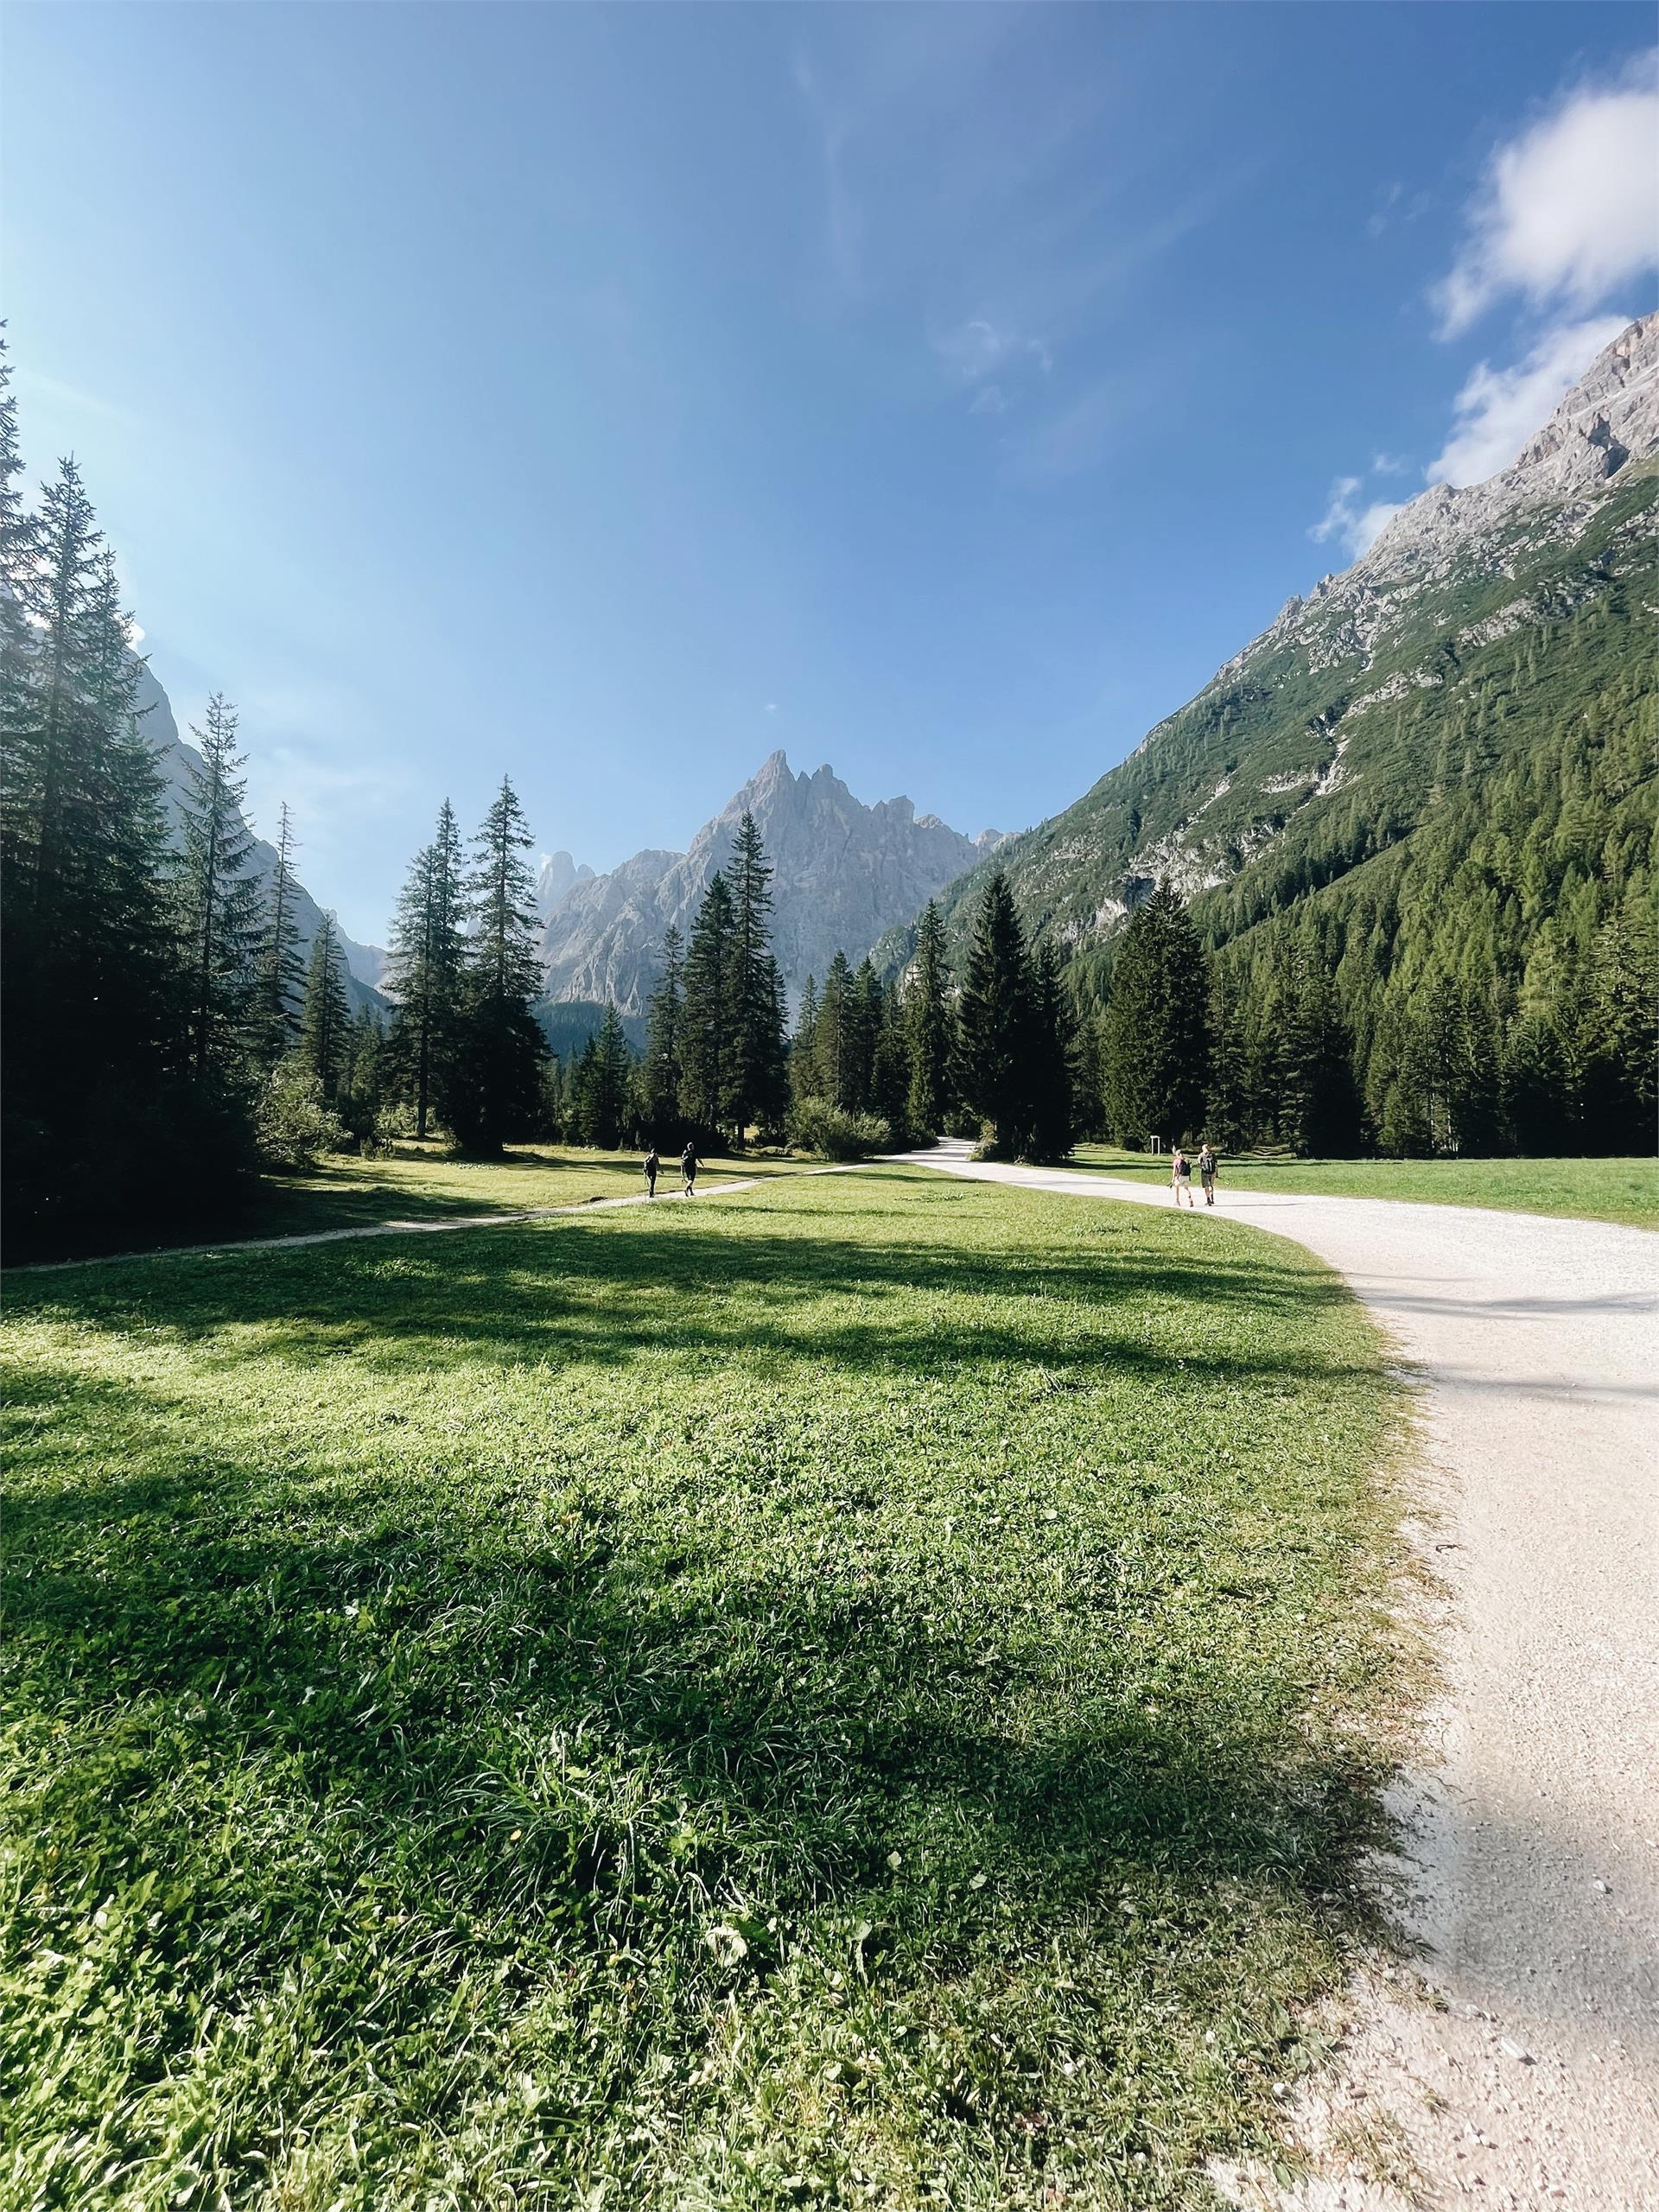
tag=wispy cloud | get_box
[1307,474,1402,560]
[1427,313,1630,486]
[1431,51,1659,337]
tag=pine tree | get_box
[176,692,261,1083]
[452,776,544,1153]
[575,1003,634,1148]
[870,982,912,1141]
[385,800,465,1140]
[816,952,856,1109]
[1098,883,1210,1147]
[680,870,735,1138]
[904,899,955,1136]
[1028,936,1077,1160]
[1278,952,1361,1155]
[641,924,685,1136]
[791,975,822,1103]
[722,812,787,1141]
[251,803,305,1069]
[957,872,1039,1156]
[301,913,351,1101]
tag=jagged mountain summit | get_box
[538,751,1002,1014]
[133,662,389,1009]
[533,849,595,921]
[894,312,1657,975]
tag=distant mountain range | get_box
[880,313,1658,989]
[133,663,389,1013]
[535,750,1003,1014]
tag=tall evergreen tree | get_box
[679,870,735,1138]
[816,951,856,1109]
[904,899,956,1136]
[790,975,822,1103]
[301,913,351,1101]
[452,776,544,1153]
[1028,936,1078,1160]
[175,692,261,1082]
[722,813,787,1141]
[1098,883,1210,1147]
[641,924,685,1135]
[251,803,305,1069]
[957,872,1038,1155]
[385,800,465,1140]
[573,1003,634,1149]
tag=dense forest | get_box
[892,458,1658,1158]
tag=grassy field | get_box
[1069,1147,1659,1230]
[3,1168,1407,2210]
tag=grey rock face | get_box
[134,661,389,1007]
[533,849,596,921]
[538,751,989,1014]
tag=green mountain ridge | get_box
[876,317,1656,1151]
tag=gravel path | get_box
[893,1141,1659,2209]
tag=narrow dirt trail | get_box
[893,1141,1659,2209]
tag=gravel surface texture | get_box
[897,1142,1659,2210]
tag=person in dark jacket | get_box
[644,1145,658,1198]
[681,1141,698,1195]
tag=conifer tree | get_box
[301,913,351,1100]
[1028,936,1077,1160]
[903,899,955,1136]
[957,872,1038,1155]
[679,870,735,1138]
[722,813,787,1141]
[1098,883,1210,1147]
[816,952,856,1109]
[251,803,305,1069]
[386,800,466,1139]
[641,924,685,1135]
[791,975,821,1103]
[452,776,544,1153]
[176,692,261,1082]
[574,1003,634,1148]
[870,982,912,1141]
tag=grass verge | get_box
[3,1167,1408,2209]
[1069,1147,1658,1230]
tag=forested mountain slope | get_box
[885,315,1656,1148]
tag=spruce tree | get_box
[1028,936,1077,1160]
[904,899,955,1136]
[791,975,821,1104]
[576,1004,634,1149]
[816,952,856,1109]
[722,812,786,1141]
[452,776,544,1153]
[385,800,466,1140]
[641,924,685,1136]
[176,692,261,1083]
[251,803,305,1069]
[957,872,1038,1156]
[1098,883,1210,1147]
[301,913,351,1101]
[679,870,735,1139]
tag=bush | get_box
[786,1095,893,1161]
[256,1059,351,1172]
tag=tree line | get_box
[0,336,554,1252]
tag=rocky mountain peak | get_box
[537,753,988,1014]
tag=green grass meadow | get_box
[3,1169,1408,2210]
[1069,1147,1658,1230]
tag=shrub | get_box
[786,1095,893,1161]
[256,1059,351,1171]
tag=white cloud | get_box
[1307,475,1402,560]
[1427,312,1630,486]
[968,383,1009,417]
[1433,54,1659,336]
[1370,450,1410,476]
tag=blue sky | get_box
[5,3,1654,943]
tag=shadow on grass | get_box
[16,1199,1361,1394]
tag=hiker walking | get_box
[681,1140,699,1196]
[1198,1141,1217,1206]
[644,1144,658,1198]
[1171,1146,1195,1207]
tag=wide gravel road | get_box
[894,1141,1659,2210]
